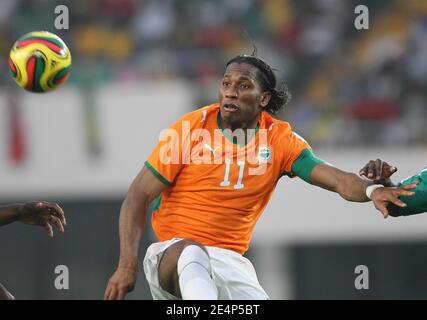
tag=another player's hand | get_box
[17,201,66,237]
[370,183,417,218]
[0,283,15,300]
[104,267,137,300]
[359,159,397,182]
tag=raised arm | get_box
[104,165,167,300]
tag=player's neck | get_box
[220,116,259,133]
[219,115,259,146]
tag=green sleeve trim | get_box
[391,168,427,217]
[144,161,173,186]
[152,196,162,211]
[286,149,325,184]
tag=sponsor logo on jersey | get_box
[258,145,271,162]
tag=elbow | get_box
[120,187,150,230]
[122,182,151,215]
[124,186,149,210]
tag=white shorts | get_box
[143,238,269,300]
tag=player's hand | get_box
[370,183,417,219]
[359,159,397,182]
[17,201,66,238]
[0,283,15,300]
[104,267,137,300]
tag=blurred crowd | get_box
[1,0,427,147]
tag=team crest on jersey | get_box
[258,145,271,162]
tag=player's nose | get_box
[225,86,238,99]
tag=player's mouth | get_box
[222,103,239,113]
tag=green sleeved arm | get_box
[289,149,326,184]
[390,168,427,217]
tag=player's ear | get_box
[260,91,272,108]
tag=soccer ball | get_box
[8,31,72,93]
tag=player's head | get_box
[219,54,290,129]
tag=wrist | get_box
[8,203,23,221]
[366,184,383,199]
[0,204,21,226]
[373,178,393,187]
[15,203,25,219]
[15,202,31,223]
[118,257,139,272]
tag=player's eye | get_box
[240,83,250,89]
[222,81,231,87]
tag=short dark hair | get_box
[226,54,291,115]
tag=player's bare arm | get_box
[310,163,416,218]
[0,201,66,237]
[104,166,167,300]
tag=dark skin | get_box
[359,159,404,217]
[0,201,66,237]
[104,62,416,300]
[359,159,397,187]
[0,283,14,300]
[219,62,271,132]
[0,201,66,300]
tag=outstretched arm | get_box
[104,165,167,300]
[0,201,65,237]
[359,159,427,217]
[0,204,21,226]
[310,163,417,218]
[311,163,372,202]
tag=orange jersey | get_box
[146,103,310,254]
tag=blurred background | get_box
[1,0,427,299]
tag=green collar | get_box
[217,111,259,147]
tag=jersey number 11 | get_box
[220,159,245,190]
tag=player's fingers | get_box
[51,203,66,226]
[383,206,389,219]
[44,222,53,238]
[388,195,407,208]
[106,285,117,300]
[359,164,369,177]
[374,159,382,180]
[382,162,397,178]
[44,202,66,226]
[49,216,64,233]
[117,289,127,300]
[104,285,112,300]
[367,161,375,178]
[376,203,389,219]
[400,183,418,191]
[396,190,415,197]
